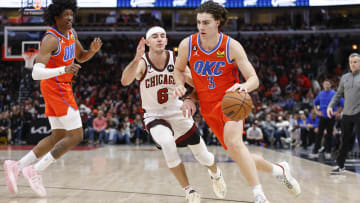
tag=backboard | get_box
[3,26,49,61]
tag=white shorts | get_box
[48,107,82,131]
[144,112,195,140]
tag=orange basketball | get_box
[221,91,253,121]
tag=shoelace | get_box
[276,175,293,189]
[30,171,43,186]
[214,176,225,190]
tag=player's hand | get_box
[90,37,103,53]
[182,99,196,118]
[226,83,248,93]
[316,111,323,117]
[174,85,187,97]
[327,108,333,118]
[65,64,81,76]
[134,37,146,61]
[335,112,341,120]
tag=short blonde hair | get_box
[349,53,360,58]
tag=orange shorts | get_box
[41,80,78,117]
[199,100,231,150]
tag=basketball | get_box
[221,91,253,121]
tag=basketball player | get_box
[173,2,301,203]
[121,26,226,203]
[4,0,102,197]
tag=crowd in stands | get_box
[0,8,359,31]
[0,33,358,160]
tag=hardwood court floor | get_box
[1,145,360,203]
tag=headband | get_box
[146,26,166,39]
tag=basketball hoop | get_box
[22,48,38,69]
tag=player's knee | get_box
[194,150,214,166]
[167,158,182,168]
[189,139,214,166]
[150,125,173,146]
[156,135,174,150]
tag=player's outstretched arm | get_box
[174,37,190,97]
[73,29,102,63]
[32,34,80,80]
[121,37,146,86]
[226,38,259,93]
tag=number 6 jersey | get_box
[139,50,183,118]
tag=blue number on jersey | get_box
[207,76,215,89]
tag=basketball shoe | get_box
[308,153,319,159]
[330,166,345,175]
[186,189,201,203]
[254,194,270,203]
[22,165,47,197]
[324,153,332,160]
[208,168,227,198]
[4,160,20,194]
[276,161,301,196]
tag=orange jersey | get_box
[187,33,240,149]
[40,27,78,117]
[187,32,239,103]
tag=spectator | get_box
[310,79,343,159]
[274,116,290,149]
[0,111,11,144]
[10,106,22,144]
[132,113,147,144]
[259,114,276,146]
[107,112,120,144]
[246,121,263,146]
[89,110,107,144]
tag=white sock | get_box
[272,164,283,177]
[209,167,221,179]
[252,184,264,197]
[34,152,56,172]
[183,185,194,195]
[18,151,38,170]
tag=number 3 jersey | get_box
[139,50,183,118]
[187,32,239,103]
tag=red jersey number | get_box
[157,88,168,104]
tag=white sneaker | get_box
[22,165,47,197]
[276,161,301,196]
[308,153,319,159]
[208,168,227,198]
[4,160,20,194]
[186,190,201,203]
[254,194,270,203]
[324,153,332,160]
[330,166,345,175]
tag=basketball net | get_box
[22,48,38,69]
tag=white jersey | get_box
[139,50,183,119]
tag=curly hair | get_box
[44,0,77,25]
[195,1,228,30]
